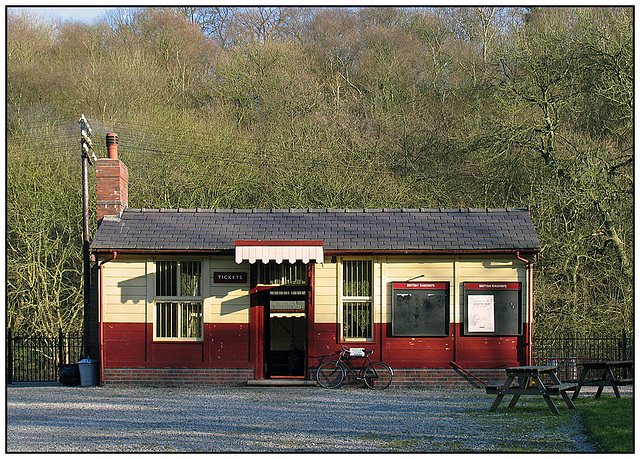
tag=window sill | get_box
[339,338,376,344]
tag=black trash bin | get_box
[60,364,81,386]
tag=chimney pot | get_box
[106,133,119,159]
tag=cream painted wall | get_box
[207,258,251,323]
[102,254,530,326]
[102,257,147,323]
[101,256,251,325]
[382,257,455,322]
[314,258,338,323]
[456,256,528,322]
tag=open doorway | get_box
[266,290,307,377]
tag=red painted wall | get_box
[306,322,525,372]
[103,322,250,369]
[383,326,454,368]
[452,323,524,368]
[103,319,526,373]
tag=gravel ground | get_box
[6,383,603,452]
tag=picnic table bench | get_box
[571,360,633,400]
[486,365,576,415]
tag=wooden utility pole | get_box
[79,115,95,358]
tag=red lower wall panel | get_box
[455,337,521,367]
[310,323,340,366]
[453,323,525,368]
[382,323,454,368]
[102,320,527,385]
[102,323,147,364]
[310,322,526,370]
[103,322,250,369]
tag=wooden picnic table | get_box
[486,365,576,415]
[571,360,633,400]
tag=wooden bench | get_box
[576,377,632,386]
[486,383,577,396]
[546,383,578,395]
[487,366,575,415]
[572,360,633,400]
[485,384,517,395]
[485,385,501,395]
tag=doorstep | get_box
[246,379,317,387]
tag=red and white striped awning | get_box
[234,240,324,264]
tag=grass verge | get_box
[577,396,634,452]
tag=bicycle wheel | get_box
[364,362,393,390]
[316,361,345,389]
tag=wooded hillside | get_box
[7,7,633,336]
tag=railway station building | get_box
[90,135,539,387]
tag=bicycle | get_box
[316,345,393,390]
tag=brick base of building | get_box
[102,367,505,388]
[102,368,254,386]
[311,367,506,389]
[390,368,506,389]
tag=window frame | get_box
[257,260,309,286]
[153,260,204,342]
[339,259,374,342]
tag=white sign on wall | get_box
[468,295,495,332]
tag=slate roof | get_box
[90,208,539,253]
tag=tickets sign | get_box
[214,272,247,283]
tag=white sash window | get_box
[155,261,203,340]
[342,260,373,340]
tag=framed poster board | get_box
[463,282,521,336]
[391,282,449,336]
[467,294,495,332]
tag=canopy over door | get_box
[235,240,324,264]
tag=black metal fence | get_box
[5,327,634,383]
[7,328,84,383]
[533,329,633,382]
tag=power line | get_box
[110,120,402,177]
[11,118,398,176]
[8,129,484,187]
[10,133,399,180]
[9,117,499,185]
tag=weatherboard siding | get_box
[313,259,338,324]
[102,259,147,323]
[382,257,455,323]
[456,257,528,322]
[101,255,528,325]
[100,253,531,381]
[101,256,252,368]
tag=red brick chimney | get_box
[96,133,128,221]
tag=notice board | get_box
[392,282,449,336]
[463,282,521,336]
